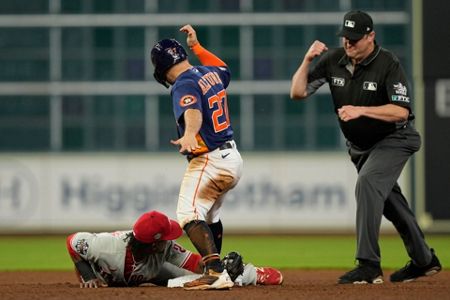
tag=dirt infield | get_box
[1,270,449,300]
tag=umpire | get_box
[290,10,441,284]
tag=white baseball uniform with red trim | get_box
[67,231,199,287]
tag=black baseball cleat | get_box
[338,260,384,284]
[390,248,442,283]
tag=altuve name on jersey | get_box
[198,71,223,95]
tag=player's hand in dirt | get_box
[80,278,103,288]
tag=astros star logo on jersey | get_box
[179,95,197,107]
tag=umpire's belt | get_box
[219,140,235,150]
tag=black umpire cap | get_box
[337,10,373,40]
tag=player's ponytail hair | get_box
[125,231,167,259]
[125,232,146,253]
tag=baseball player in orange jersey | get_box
[150,25,243,290]
[66,210,283,288]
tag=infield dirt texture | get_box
[1,270,449,300]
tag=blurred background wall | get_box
[0,0,446,233]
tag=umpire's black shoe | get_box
[390,248,442,283]
[338,260,383,284]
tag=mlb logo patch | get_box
[179,95,197,107]
[363,81,377,91]
[345,20,355,28]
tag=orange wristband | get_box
[190,43,204,55]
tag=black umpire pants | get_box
[347,125,432,266]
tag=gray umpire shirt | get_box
[306,44,413,150]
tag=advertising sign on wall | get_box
[0,153,404,233]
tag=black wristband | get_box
[75,260,97,282]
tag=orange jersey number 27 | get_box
[208,89,230,133]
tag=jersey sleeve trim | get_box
[306,77,327,96]
[66,233,81,259]
[180,252,202,273]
